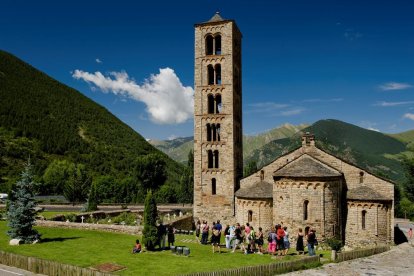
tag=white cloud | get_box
[72,68,194,124]
[302,98,343,103]
[403,113,414,121]
[379,82,413,91]
[374,101,414,107]
[344,29,363,41]
[95,58,102,64]
[168,134,178,140]
[246,102,289,114]
[280,108,305,116]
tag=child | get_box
[132,239,142,254]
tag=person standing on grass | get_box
[232,223,247,253]
[283,226,290,256]
[216,220,222,244]
[276,224,285,256]
[267,226,277,255]
[408,228,413,239]
[307,228,317,256]
[256,227,264,254]
[167,225,175,248]
[201,220,209,244]
[211,225,221,253]
[248,226,256,253]
[195,219,201,243]
[296,228,304,254]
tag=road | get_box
[0,264,45,276]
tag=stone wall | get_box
[235,197,273,232]
[274,178,342,240]
[345,201,392,247]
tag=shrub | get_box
[327,238,343,251]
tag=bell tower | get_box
[193,12,243,223]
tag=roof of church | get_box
[208,12,225,22]
[235,180,273,199]
[273,154,342,178]
[347,185,390,201]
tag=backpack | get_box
[267,233,273,242]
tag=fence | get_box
[182,255,320,276]
[0,251,114,276]
[335,245,390,262]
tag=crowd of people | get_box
[195,219,318,256]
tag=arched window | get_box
[215,35,222,55]
[216,124,221,141]
[215,94,222,114]
[206,124,211,141]
[212,124,217,141]
[207,65,214,85]
[207,150,213,168]
[248,210,253,222]
[207,94,214,114]
[362,210,367,230]
[212,178,216,195]
[205,35,214,55]
[359,171,364,184]
[214,150,219,168]
[303,200,309,220]
[215,64,221,85]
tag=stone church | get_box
[193,13,394,247]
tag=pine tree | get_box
[86,183,99,211]
[7,161,40,243]
[142,190,159,250]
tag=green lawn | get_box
[0,221,325,275]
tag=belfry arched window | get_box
[215,94,222,113]
[206,124,212,141]
[215,35,222,55]
[205,35,214,55]
[214,150,219,168]
[206,123,221,142]
[303,200,309,220]
[207,150,213,168]
[207,65,214,85]
[215,64,221,85]
[207,94,214,114]
[212,178,216,195]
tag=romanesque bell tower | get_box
[193,12,243,223]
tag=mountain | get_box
[150,123,307,163]
[246,119,407,182]
[0,50,185,202]
[389,130,414,152]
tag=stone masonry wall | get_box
[235,198,273,232]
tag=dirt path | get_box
[287,242,414,276]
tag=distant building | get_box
[193,13,394,247]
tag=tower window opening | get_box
[214,150,219,168]
[212,124,217,141]
[207,65,214,85]
[215,35,222,55]
[248,210,253,222]
[303,200,309,220]
[215,94,222,113]
[215,64,221,85]
[212,178,216,195]
[205,35,214,55]
[216,124,221,141]
[207,150,213,168]
[362,210,367,230]
[207,94,214,114]
[206,124,212,141]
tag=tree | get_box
[86,182,99,211]
[7,161,40,243]
[135,153,167,191]
[63,164,91,205]
[177,150,194,203]
[402,157,414,202]
[142,190,159,250]
[243,160,258,177]
[42,159,74,195]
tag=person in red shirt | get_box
[276,224,285,256]
[132,239,142,254]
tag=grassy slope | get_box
[0,221,323,275]
[0,50,183,190]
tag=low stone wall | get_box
[170,215,194,230]
[335,245,390,262]
[36,220,142,235]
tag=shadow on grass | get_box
[41,236,82,243]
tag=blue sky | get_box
[1,0,414,140]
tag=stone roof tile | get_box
[235,180,273,199]
[347,185,390,201]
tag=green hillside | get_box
[149,137,194,164]
[245,119,407,182]
[0,50,187,203]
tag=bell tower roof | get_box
[208,11,225,22]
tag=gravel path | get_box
[287,241,414,276]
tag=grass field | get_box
[0,221,328,275]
